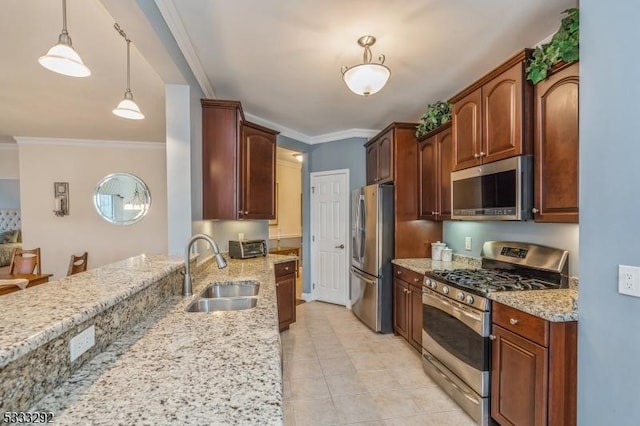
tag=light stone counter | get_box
[488,289,578,322]
[391,254,481,275]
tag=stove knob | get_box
[465,295,475,305]
[425,279,432,287]
[442,286,450,295]
[456,291,465,301]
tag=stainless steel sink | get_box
[200,281,259,298]
[186,297,258,312]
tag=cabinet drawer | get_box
[393,265,424,286]
[492,302,549,346]
[274,261,296,278]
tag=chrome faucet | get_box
[183,233,227,296]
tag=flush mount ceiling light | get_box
[38,0,91,77]
[112,23,144,120]
[293,153,303,162]
[341,35,390,96]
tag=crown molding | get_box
[154,0,216,98]
[14,137,164,150]
[244,113,312,143]
[0,143,18,151]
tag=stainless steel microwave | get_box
[450,155,533,221]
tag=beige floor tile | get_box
[422,409,477,425]
[311,333,343,347]
[325,373,368,397]
[319,355,357,377]
[315,343,349,360]
[333,393,381,424]
[370,389,421,419]
[388,366,435,389]
[409,386,461,413]
[290,376,331,401]
[371,339,408,353]
[285,342,318,360]
[289,357,324,380]
[293,397,339,426]
[358,370,404,393]
[283,400,295,426]
[283,378,292,401]
[349,351,388,372]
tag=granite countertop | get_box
[391,255,481,275]
[25,254,297,425]
[0,254,185,369]
[488,288,578,322]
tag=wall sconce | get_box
[53,182,69,217]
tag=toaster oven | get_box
[228,239,267,259]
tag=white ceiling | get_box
[0,0,577,146]
[165,0,576,142]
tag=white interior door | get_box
[310,169,349,306]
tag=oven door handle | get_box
[423,353,481,406]
[423,289,485,335]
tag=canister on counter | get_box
[431,241,447,261]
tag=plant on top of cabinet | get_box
[415,101,452,138]
[527,8,579,84]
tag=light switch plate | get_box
[464,237,472,251]
[618,265,640,297]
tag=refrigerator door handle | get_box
[359,194,366,262]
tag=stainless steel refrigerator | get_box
[350,184,394,333]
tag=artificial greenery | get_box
[527,8,579,84]
[416,101,452,137]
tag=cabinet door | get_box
[483,62,525,163]
[534,63,579,223]
[418,135,438,220]
[365,142,378,184]
[408,284,423,351]
[437,126,453,220]
[452,88,482,170]
[393,278,409,339]
[276,273,296,331]
[377,130,394,184]
[491,324,548,426]
[240,123,276,219]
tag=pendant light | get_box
[341,35,390,96]
[112,23,144,120]
[38,0,91,77]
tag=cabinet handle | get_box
[285,266,289,271]
[407,290,412,295]
[244,211,248,214]
[489,334,497,341]
[431,211,436,215]
[532,208,539,214]
[480,151,486,157]
[509,318,519,325]
[474,153,480,159]
[276,283,280,287]
[413,277,420,282]
[397,270,402,275]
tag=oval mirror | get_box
[93,173,151,225]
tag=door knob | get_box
[335,244,345,249]
[532,208,539,214]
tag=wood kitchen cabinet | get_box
[418,122,453,221]
[275,261,296,331]
[450,50,533,171]
[491,302,577,426]
[365,128,394,184]
[393,265,424,352]
[201,99,279,220]
[533,62,579,223]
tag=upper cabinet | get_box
[365,128,394,184]
[201,99,279,220]
[418,122,452,221]
[533,62,579,223]
[450,50,534,171]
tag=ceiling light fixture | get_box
[341,35,390,96]
[112,23,144,120]
[293,153,303,162]
[38,0,91,77]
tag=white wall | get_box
[16,138,168,279]
[0,143,19,179]
[270,159,302,239]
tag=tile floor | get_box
[281,301,476,425]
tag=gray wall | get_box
[0,179,20,209]
[579,2,640,424]
[444,221,579,276]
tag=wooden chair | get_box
[9,248,41,275]
[67,252,88,276]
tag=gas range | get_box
[423,241,569,312]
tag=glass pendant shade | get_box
[39,42,91,77]
[342,63,390,96]
[113,91,144,120]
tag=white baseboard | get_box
[301,292,315,302]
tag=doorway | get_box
[310,169,350,306]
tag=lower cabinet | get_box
[275,261,296,331]
[393,265,424,351]
[491,302,577,426]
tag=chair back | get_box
[67,252,88,276]
[9,248,41,275]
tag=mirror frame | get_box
[93,172,151,225]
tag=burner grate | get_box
[429,269,559,294]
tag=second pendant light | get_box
[112,23,144,120]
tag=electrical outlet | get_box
[618,265,640,297]
[465,237,472,251]
[70,325,95,362]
